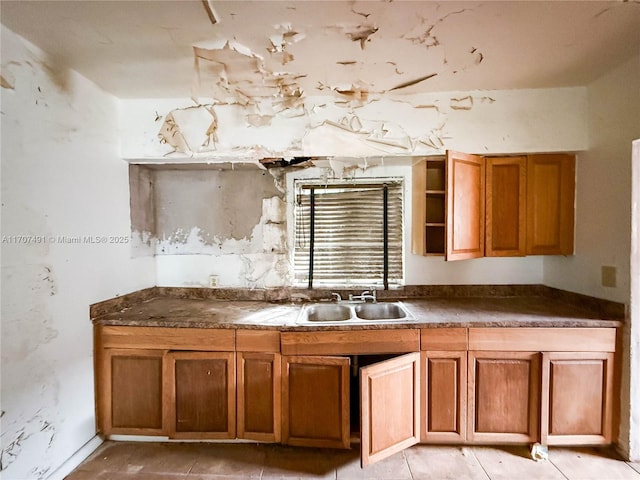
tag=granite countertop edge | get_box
[91,287,625,330]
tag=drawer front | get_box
[421,328,467,351]
[281,329,420,355]
[99,325,235,351]
[236,330,280,352]
[468,327,616,352]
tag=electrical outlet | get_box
[601,266,617,288]
[209,275,219,288]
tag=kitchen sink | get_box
[297,302,415,324]
[304,304,353,322]
[353,303,407,320]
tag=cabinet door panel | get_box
[526,154,575,255]
[421,351,467,443]
[486,156,526,257]
[166,352,236,439]
[446,150,485,260]
[237,352,281,442]
[282,356,350,449]
[361,353,420,466]
[468,351,540,443]
[541,352,613,445]
[104,349,166,435]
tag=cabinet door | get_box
[421,351,467,443]
[166,351,236,439]
[526,154,575,255]
[541,352,614,445]
[468,351,540,443]
[100,349,166,436]
[281,355,350,449]
[446,150,485,260]
[237,352,281,442]
[361,353,420,466]
[485,156,527,257]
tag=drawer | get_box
[421,328,467,351]
[97,325,235,351]
[236,329,280,352]
[468,327,616,352]
[281,329,420,355]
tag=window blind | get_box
[294,181,404,288]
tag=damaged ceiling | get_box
[1,1,639,99]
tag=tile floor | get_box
[66,441,640,480]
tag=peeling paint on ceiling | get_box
[2,1,637,98]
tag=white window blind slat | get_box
[294,181,404,287]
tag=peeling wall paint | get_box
[1,25,155,479]
[122,86,588,161]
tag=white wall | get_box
[122,86,586,288]
[0,26,156,479]
[543,55,640,460]
[544,55,640,304]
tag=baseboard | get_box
[45,435,103,480]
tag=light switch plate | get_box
[601,266,617,288]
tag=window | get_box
[293,179,404,288]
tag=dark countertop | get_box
[92,294,623,330]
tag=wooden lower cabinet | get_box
[237,352,281,442]
[360,353,420,466]
[165,351,236,439]
[281,355,351,449]
[541,352,614,445]
[101,349,166,435]
[468,351,540,443]
[421,351,467,443]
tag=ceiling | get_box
[1,0,639,99]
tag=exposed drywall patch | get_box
[239,253,290,287]
[158,105,218,155]
[419,122,450,151]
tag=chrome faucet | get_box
[331,292,342,302]
[348,289,377,303]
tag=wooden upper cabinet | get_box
[446,150,485,260]
[526,154,575,255]
[485,156,527,257]
[360,353,420,466]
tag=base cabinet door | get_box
[166,351,236,439]
[360,353,420,466]
[101,349,167,436]
[281,355,350,449]
[237,352,281,442]
[541,352,614,445]
[421,351,467,443]
[468,351,540,443]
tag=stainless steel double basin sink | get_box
[297,302,415,324]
